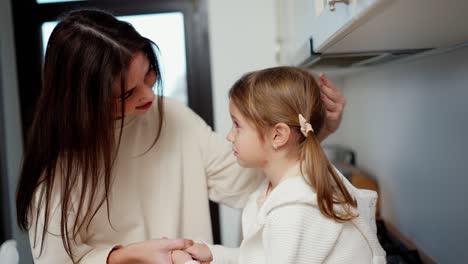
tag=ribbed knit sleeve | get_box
[263,204,343,264]
[207,244,240,264]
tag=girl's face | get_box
[226,101,269,168]
[114,51,157,118]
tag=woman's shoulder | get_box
[156,97,208,127]
[161,97,196,118]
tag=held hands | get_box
[172,242,213,264]
[107,237,193,264]
[317,73,346,142]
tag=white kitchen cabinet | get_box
[310,0,385,53]
[310,0,353,53]
[279,0,468,68]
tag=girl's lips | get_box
[136,101,152,110]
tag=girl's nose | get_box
[226,130,234,143]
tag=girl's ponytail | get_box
[301,131,357,222]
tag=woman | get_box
[16,9,346,264]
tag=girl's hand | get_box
[185,242,213,263]
[317,72,346,141]
[172,250,194,264]
[107,238,193,264]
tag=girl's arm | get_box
[185,242,239,264]
[263,204,342,264]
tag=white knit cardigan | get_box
[187,165,386,264]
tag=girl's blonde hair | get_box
[229,66,356,222]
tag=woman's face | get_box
[114,51,157,118]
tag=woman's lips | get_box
[136,101,152,110]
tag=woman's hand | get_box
[317,73,346,142]
[184,242,213,263]
[107,238,193,264]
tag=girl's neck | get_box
[262,156,301,189]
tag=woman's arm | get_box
[29,190,190,264]
[29,203,118,263]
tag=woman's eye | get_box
[234,121,240,128]
[122,89,135,100]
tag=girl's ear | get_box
[270,123,291,150]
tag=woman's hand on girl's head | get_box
[107,238,193,264]
[184,242,213,263]
[317,72,346,141]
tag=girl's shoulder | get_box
[260,176,318,217]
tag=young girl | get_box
[172,66,386,264]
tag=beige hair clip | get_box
[298,114,314,137]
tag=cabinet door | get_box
[311,0,381,53]
[311,0,354,52]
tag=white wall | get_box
[0,0,33,263]
[329,46,468,263]
[207,0,278,246]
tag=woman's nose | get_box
[140,85,155,103]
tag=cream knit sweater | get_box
[28,98,264,263]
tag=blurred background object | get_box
[0,240,19,264]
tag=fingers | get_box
[163,238,194,251]
[321,94,337,111]
[319,72,338,91]
[185,246,196,255]
[319,72,346,105]
[184,243,213,262]
[320,84,345,106]
[171,249,193,264]
[325,110,342,122]
[184,239,194,249]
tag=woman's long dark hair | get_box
[16,9,164,261]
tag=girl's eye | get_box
[234,121,240,128]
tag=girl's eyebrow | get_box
[230,114,239,121]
